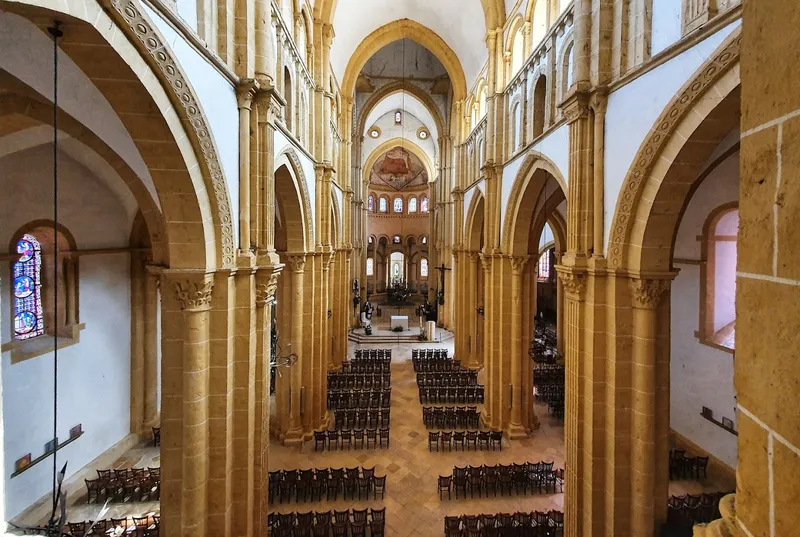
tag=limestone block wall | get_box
[736,0,800,534]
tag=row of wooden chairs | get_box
[419,386,485,405]
[439,463,564,499]
[422,406,481,429]
[669,449,710,480]
[428,430,503,452]
[332,408,390,430]
[85,468,160,504]
[64,515,159,537]
[340,360,391,374]
[327,373,391,390]
[268,508,385,537]
[326,389,391,409]
[412,357,462,372]
[412,349,448,359]
[444,510,564,537]
[417,371,479,387]
[314,428,390,451]
[354,349,392,359]
[667,492,732,527]
[268,468,387,503]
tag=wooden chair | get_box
[373,475,386,500]
[438,475,452,500]
[379,427,390,448]
[428,431,440,452]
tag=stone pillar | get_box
[508,256,529,439]
[469,252,482,369]
[143,268,159,429]
[130,255,145,435]
[284,255,305,444]
[554,252,565,355]
[630,278,669,537]
[237,80,257,251]
[165,273,214,537]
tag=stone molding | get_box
[557,269,586,300]
[255,265,283,306]
[629,278,669,309]
[171,275,214,311]
[108,0,236,268]
[510,255,530,275]
[607,29,741,269]
[237,78,258,110]
[286,254,306,273]
[276,148,316,247]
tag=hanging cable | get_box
[47,21,63,514]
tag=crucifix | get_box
[434,262,451,304]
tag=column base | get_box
[283,427,305,446]
[528,412,541,431]
[506,422,529,440]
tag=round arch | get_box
[330,190,342,247]
[275,149,314,252]
[362,137,436,186]
[501,150,567,255]
[607,31,741,272]
[340,19,468,102]
[1,1,235,270]
[465,190,486,252]
[357,80,445,141]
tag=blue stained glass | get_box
[13,234,43,340]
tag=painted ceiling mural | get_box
[369,146,427,190]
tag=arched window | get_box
[537,249,552,282]
[420,196,429,213]
[13,234,44,340]
[532,75,547,138]
[379,197,388,213]
[478,85,488,118]
[366,258,374,276]
[511,24,525,75]
[394,111,402,125]
[421,235,427,244]
[703,206,738,350]
[408,197,418,213]
[530,0,548,47]
[393,197,403,213]
[420,258,429,278]
[368,195,375,212]
[393,235,401,244]
[283,67,293,131]
[368,236,374,244]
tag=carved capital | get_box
[286,254,306,273]
[510,255,529,275]
[479,253,492,273]
[561,91,591,124]
[171,274,214,311]
[557,270,586,300]
[469,252,481,264]
[630,278,669,309]
[256,265,283,306]
[323,250,336,271]
[237,78,259,110]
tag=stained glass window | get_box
[379,197,388,213]
[408,197,418,213]
[366,258,374,276]
[393,197,403,213]
[368,195,375,212]
[420,258,428,277]
[420,196,429,213]
[14,234,44,340]
[537,250,551,282]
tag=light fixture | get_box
[417,127,429,140]
[369,127,380,139]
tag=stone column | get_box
[630,278,669,537]
[143,267,160,429]
[130,255,145,435]
[237,80,257,251]
[554,252,565,355]
[284,255,305,444]
[168,273,214,537]
[508,256,529,439]
[469,252,481,369]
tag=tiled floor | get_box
[268,340,566,537]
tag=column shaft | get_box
[143,270,159,428]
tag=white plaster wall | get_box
[499,123,569,227]
[145,4,240,243]
[670,151,738,469]
[603,20,741,256]
[176,0,199,33]
[462,186,476,230]
[0,147,133,518]
[651,0,683,56]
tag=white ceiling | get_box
[364,92,439,141]
[330,0,488,88]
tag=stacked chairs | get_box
[268,508,386,537]
[443,510,564,537]
[669,449,710,480]
[428,430,503,452]
[417,371,478,387]
[268,468,387,504]
[534,364,564,420]
[327,389,391,410]
[667,492,731,527]
[332,408,391,430]
[64,515,160,536]
[419,386,485,405]
[328,372,391,390]
[314,428,390,451]
[438,462,563,500]
[422,406,481,429]
[85,467,160,504]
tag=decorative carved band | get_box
[108,0,236,268]
[630,278,669,309]
[173,276,214,311]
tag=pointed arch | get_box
[275,148,314,251]
[465,189,486,251]
[362,138,436,186]
[356,80,445,141]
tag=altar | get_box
[390,315,409,331]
